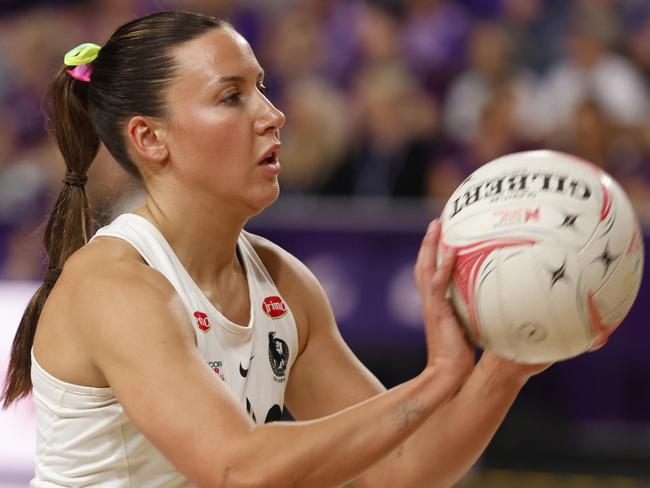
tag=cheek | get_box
[206,115,249,159]
[173,109,252,173]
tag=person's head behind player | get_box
[2,11,285,407]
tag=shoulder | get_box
[61,236,173,298]
[35,235,192,385]
[243,231,332,353]
[243,231,313,288]
[56,236,192,342]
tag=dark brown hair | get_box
[2,11,223,408]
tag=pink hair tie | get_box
[66,63,93,83]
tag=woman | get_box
[2,11,546,487]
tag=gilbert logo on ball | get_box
[262,296,288,319]
[440,150,644,364]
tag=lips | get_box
[258,144,281,165]
[259,152,278,165]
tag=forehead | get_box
[170,27,261,88]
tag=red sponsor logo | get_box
[262,296,287,319]
[193,311,210,332]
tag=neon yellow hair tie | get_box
[64,43,102,66]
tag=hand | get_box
[415,219,474,382]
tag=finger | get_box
[430,246,458,301]
[415,219,440,286]
[415,220,438,269]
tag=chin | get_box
[247,181,280,216]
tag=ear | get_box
[126,115,169,168]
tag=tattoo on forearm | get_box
[220,467,230,487]
[395,399,425,431]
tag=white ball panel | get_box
[593,247,644,326]
[578,178,643,308]
[473,244,589,363]
[471,252,502,352]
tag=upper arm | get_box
[71,262,253,486]
[247,234,386,420]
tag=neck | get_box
[132,194,249,289]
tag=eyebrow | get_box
[214,70,265,85]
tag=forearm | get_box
[365,354,527,488]
[219,366,461,488]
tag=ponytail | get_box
[1,68,99,408]
[2,11,224,408]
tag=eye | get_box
[257,82,269,95]
[223,91,242,105]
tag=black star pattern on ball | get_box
[550,260,568,288]
[560,213,579,229]
[593,243,619,277]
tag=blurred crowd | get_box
[1,0,650,280]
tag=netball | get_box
[440,150,644,363]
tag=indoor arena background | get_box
[1,0,649,486]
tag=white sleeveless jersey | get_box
[31,213,299,487]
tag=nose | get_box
[254,95,286,137]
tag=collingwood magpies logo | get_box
[268,331,289,380]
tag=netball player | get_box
[2,11,547,487]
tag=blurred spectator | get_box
[429,83,535,201]
[401,0,471,96]
[572,0,623,48]
[442,21,540,145]
[569,100,614,169]
[536,15,649,143]
[0,141,59,280]
[0,8,73,147]
[628,13,650,83]
[323,60,438,197]
[274,77,351,193]
[357,1,402,67]
[257,1,327,103]
[0,0,649,276]
[545,97,650,206]
[256,0,366,88]
[498,0,567,74]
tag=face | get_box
[161,27,286,215]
